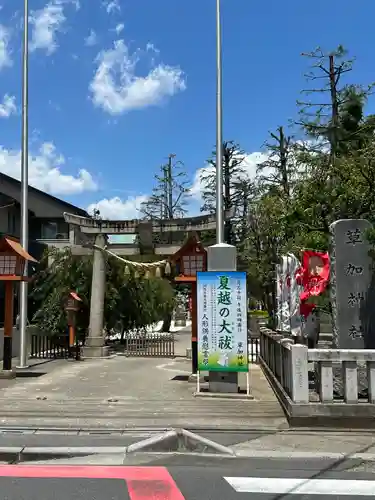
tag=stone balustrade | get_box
[259,327,375,427]
[308,349,375,404]
[260,327,375,404]
[260,328,308,403]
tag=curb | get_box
[0,447,127,455]
[1,426,375,435]
[0,447,373,461]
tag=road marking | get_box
[156,361,190,375]
[224,476,375,495]
[0,465,185,499]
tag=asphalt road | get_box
[0,455,374,499]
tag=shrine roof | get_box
[69,291,82,302]
[0,237,38,263]
[171,232,206,262]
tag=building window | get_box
[0,255,17,275]
[182,254,204,276]
[41,222,58,239]
[40,221,69,240]
[7,212,16,235]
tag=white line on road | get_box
[156,361,191,375]
[224,477,375,495]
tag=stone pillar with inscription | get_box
[330,219,373,350]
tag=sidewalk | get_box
[0,358,68,390]
[0,351,286,430]
[232,430,375,459]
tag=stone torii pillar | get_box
[85,234,108,358]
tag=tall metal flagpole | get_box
[215,0,224,244]
[18,0,29,369]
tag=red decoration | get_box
[297,250,330,318]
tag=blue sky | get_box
[0,0,374,219]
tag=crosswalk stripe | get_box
[224,477,375,496]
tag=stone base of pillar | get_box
[82,345,109,358]
[208,371,238,393]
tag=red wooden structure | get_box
[0,236,38,373]
[171,233,207,373]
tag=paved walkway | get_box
[0,331,286,430]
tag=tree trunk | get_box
[120,329,125,345]
[160,312,172,332]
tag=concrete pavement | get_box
[0,353,286,430]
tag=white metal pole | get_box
[215,0,224,244]
[18,0,29,369]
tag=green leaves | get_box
[30,248,174,338]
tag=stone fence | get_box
[259,327,375,428]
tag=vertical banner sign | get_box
[197,271,248,372]
[276,254,303,335]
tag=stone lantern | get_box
[64,291,82,359]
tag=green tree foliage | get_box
[232,45,375,317]
[30,248,175,337]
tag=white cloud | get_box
[56,0,80,9]
[190,151,269,200]
[0,25,12,69]
[30,2,65,54]
[29,0,79,54]
[0,142,97,195]
[114,23,124,35]
[90,40,186,115]
[85,29,97,46]
[87,195,148,219]
[70,0,81,9]
[90,150,272,220]
[146,42,159,54]
[87,151,271,220]
[0,94,17,118]
[103,0,121,14]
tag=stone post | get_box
[83,234,109,358]
[330,219,374,397]
[330,219,373,349]
[289,344,309,403]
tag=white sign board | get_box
[197,271,248,372]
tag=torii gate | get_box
[64,212,222,357]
